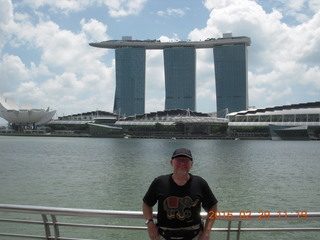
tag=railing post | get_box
[41,214,51,240]
[51,215,60,240]
[236,221,242,240]
[226,220,231,240]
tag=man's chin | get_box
[176,169,189,174]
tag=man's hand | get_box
[142,203,158,239]
[198,203,218,240]
[198,230,210,240]
[147,221,158,240]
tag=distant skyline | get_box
[1,0,320,124]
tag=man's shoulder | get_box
[190,174,204,180]
[190,174,208,184]
[154,174,171,182]
[150,174,171,188]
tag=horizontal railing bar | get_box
[53,237,104,240]
[224,228,320,232]
[0,204,146,219]
[0,233,46,239]
[3,218,318,233]
[1,204,320,240]
[54,222,147,230]
[0,235,90,240]
[53,222,320,232]
[206,212,320,221]
[2,219,319,233]
[57,238,94,240]
[1,204,320,221]
[0,218,43,225]
[0,218,147,231]
[56,238,97,240]
[52,224,320,232]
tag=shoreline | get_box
[0,132,270,140]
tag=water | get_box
[0,136,319,239]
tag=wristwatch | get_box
[145,219,154,225]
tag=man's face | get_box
[171,156,193,173]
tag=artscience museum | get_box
[0,93,56,129]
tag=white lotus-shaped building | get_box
[0,93,56,125]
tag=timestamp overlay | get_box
[208,210,309,220]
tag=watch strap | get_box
[145,219,154,225]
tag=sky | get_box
[0,0,320,124]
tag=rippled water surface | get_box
[0,136,319,239]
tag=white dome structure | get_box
[0,93,56,126]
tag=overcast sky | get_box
[0,0,319,124]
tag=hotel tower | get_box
[90,34,250,117]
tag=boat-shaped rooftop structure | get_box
[89,36,251,49]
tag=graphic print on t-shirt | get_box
[163,196,199,221]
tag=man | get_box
[142,148,218,240]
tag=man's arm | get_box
[142,202,158,240]
[198,203,218,240]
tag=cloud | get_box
[309,0,320,12]
[145,97,165,113]
[103,0,148,17]
[0,0,115,115]
[0,0,14,52]
[16,0,147,17]
[81,18,109,42]
[0,0,13,24]
[157,7,189,18]
[0,54,30,91]
[188,0,320,109]
[274,0,318,23]
[17,0,93,14]
[303,66,320,90]
[196,49,215,101]
[145,49,165,112]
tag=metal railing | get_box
[0,204,320,240]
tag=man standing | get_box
[142,148,218,240]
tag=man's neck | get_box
[172,173,190,186]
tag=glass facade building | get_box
[114,47,146,116]
[214,44,248,117]
[90,35,250,117]
[164,47,196,111]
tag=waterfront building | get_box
[0,93,56,128]
[114,47,146,116]
[164,47,196,110]
[227,101,320,140]
[214,42,249,117]
[90,34,251,117]
[115,109,228,136]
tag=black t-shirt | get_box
[143,174,218,228]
